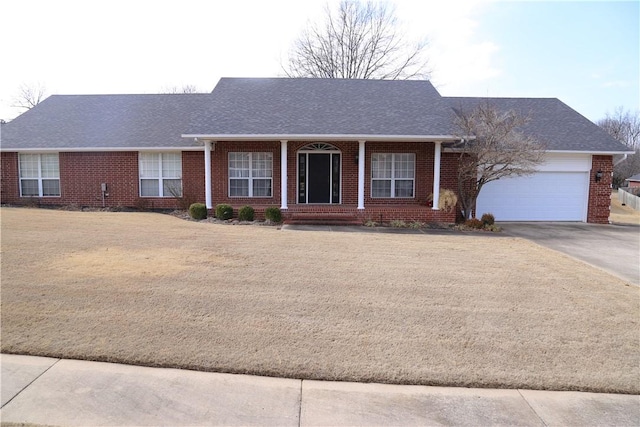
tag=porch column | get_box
[204,140,213,209]
[358,140,365,210]
[432,141,442,210]
[280,140,288,210]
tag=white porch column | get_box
[204,141,213,209]
[432,141,442,210]
[280,140,288,210]
[358,140,365,210]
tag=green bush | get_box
[464,218,484,229]
[215,204,233,220]
[481,213,495,226]
[238,205,255,221]
[264,206,282,223]
[188,203,207,220]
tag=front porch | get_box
[200,139,459,224]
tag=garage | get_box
[475,154,591,222]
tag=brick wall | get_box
[2,142,459,222]
[0,151,205,210]
[587,155,613,224]
[0,152,19,203]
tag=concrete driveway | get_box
[501,222,640,285]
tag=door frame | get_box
[297,143,342,204]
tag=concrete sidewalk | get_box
[1,354,638,426]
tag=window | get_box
[371,153,415,198]
[19,153,60,197]
[229,152,273,197]
[139,152,182,197]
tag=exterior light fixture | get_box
[355,154,359,164]
[595,170,603,182]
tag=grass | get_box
[610,190,640,225]
[1,207,638,394]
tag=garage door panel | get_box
[476,172,588,221]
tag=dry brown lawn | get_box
[1,207,638,393]
[610,190,640,225]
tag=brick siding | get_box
[0,151,205,210]
[587,155,613,224]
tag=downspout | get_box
[614,154,628,167]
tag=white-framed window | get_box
[139,152,182,197]
[371,153,415,198]
[19,153,60,197]
[229,152,273,197]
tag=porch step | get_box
[284,213,361,226]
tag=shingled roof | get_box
[445,97,630,153]
[183,78,457,139]
[0,77,632,153]
[1,94,216,150]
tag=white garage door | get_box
[476,172,589,221]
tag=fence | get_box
[618,187,640,211]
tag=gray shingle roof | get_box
[627,173,640,182]
[1,94,216,150]
[0,78,632,154]
[184,77,457,137]
[445,97,631,152]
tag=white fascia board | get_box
[442,148,635,155]
[1,146,205,153]
[545,149,636,155]
[182,133,460,142]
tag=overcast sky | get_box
[1,0,637,123]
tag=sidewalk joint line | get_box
[298,379,303,427]
[1,357,62,409]
[517,389,548,427]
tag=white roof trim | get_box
[545,149,635,155]
[442,148,634,155]
[184,133,460,142]
[0,146,204,153]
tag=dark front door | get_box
[308,154,331,203]
[298,152,341,204]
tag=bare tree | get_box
[13,83,47,111]
[284,0,429,80]
[160,84,202,94]
[452,102,546,220]
[597,108,640,187]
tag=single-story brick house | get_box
[0,78,632,223]
[625,173,640,188]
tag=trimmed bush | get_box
[427,188,458,212]
[215,204,233,220]
[464,218,484,229]
[238,205,255,221]
[264,206,282,223]
[481,213,495,226]
[188,203,207,220]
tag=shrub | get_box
[480,213,495,226]
[188,203,207,220]
[238,205,255,221]
[390,219,407,228]
[427,189,458,212]
[408,221,425,229]
[364,219,378,227]
[464,218,484,229]
[215,204,233,220]
[264,206,282,223]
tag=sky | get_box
[0,0,637,123]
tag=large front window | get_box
[19,153,60,197]
[371,153,415,198]
[139,152,182,197]
[229,152,273,197]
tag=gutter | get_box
[181,133,461,143]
